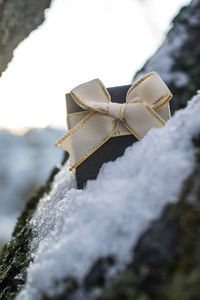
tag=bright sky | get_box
[0,0,190,131]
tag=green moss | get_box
[0,184,48,299]
[0,153,68,300]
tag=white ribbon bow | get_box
[55,72,172,171]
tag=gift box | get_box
[55,72,172,189]
[74,85,137,188]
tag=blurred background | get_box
[0,0,191,248]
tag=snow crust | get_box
[0,128,64,246]
[17,94,200,299]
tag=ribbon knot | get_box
[55,72,173,171]
[107,103,126,121]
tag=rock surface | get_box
[0,0,52,75]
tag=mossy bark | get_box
[0,154,68,300]
[0,0,52,75]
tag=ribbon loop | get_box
[55,72,173,171]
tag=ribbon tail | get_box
[55,112,118,171]
[155,102,171,122]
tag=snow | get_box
[17,93,200,300]
[136,22,189,87]
[0,128,64,246]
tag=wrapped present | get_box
[55,72,172,188]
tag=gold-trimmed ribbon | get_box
[55,72,173,171]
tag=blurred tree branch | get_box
[0,0,52,76]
